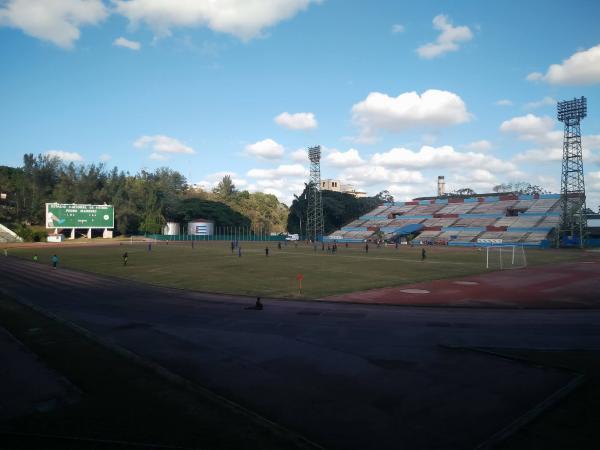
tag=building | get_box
[320,179,367,198]
[187,218,215,236]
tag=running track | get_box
[324,255,600,308]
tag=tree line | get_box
[0,154,288,237]
[287,186,391,236]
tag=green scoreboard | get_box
[45,203,114,229]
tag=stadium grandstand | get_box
[324,193,567,248]
[0,223,23,243]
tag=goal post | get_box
[483,244,527,270]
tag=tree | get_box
[287,185,381,235]
[375,190,394,203]
[213,175,236,200]
[492,182,549,195]
[451,188,477,196]
[139,187,165,234]
[2,154,291,237]
[178,198,250,228]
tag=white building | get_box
[320,179,367,198]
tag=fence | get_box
[148,232,287,242]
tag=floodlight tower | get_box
[306,145,324,242]
[557,96,587,248]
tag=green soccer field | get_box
[8,241,585,298]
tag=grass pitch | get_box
[8,241,584,298]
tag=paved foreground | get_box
[1,257,599,449]
[0,327,79,421]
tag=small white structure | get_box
[437,176,446,196]
[47,234,64,243]
[187,219,214,236]
[163,222,181,236]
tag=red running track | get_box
[322,255,600,308]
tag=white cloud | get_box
[526,72,543,81]
[370,145,517,173]
[324,148,364,168]
[274,112,317,130]
[524,96,556,110]
[245,164,308,204]
[589,171,600,190]
[112,0,318,41]
[244,138,284,160]
[500,114,600,165]
[386,183,430,201]
[416,14,473,59]
[495,99,513,106]
[514,140,600,164]
[340,165,424,187]
[500,114,561,146]
[45,150,83,161]
[0,0,108,49]
[134,135,196,156]
[448,171,504,193]
[290,148,309,163]
[391,23,405,34]
[113,36,141,50]
[247,164,307,179]
[465,140,492,152]
[99,153,111,162]
[584,135,600,151]
[351,89,470,141]
[195,171,248,190]
[512,148,563,163]
[527,43,600,85]
[455,169,496,183]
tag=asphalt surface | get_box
[1,256,600,450]
[0,327,79,421]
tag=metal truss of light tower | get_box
[557,96,587,248]
[306,145,324,242]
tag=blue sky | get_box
[1,0,600,207]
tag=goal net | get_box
[483,245,527,270]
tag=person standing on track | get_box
[33,254,38,262]
[365,243,369,253]
[238,246,242,257]
[421,248,426,261]
[51,254,59,269]
[122,252,128,266]
[265,246,269,257]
